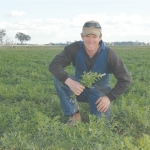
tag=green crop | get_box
[0,46,150,149]
[80,71,106,88]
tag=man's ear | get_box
[99,34,102,38]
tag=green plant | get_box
[80,71,106,88]
[0,46,150,149]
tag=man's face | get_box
[81,34,101,52]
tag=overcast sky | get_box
[0,0,150,44]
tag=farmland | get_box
[0,45,150,149]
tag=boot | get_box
[67,112,82,127]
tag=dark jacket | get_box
[49,40,132,101]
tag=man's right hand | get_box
[65,78,85,95]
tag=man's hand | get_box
[95,96,110,112]
[65,78,85,95]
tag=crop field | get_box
[0,45,150,149]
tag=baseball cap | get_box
[82,20,101,37]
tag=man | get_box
[49,20,131,126]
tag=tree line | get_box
[0,29,31,45]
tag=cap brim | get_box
[82,27,101,37]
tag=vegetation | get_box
[0,29,6,44]
[15,32,31,45]
[80,71,106,88]
[0,46,150,149]
[0,29,32,45]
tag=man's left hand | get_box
[95,96,110,112]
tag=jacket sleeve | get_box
[49,42,79,83]
[106,48,132,101]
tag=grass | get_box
[0,45,150,149]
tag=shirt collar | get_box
[99,40,105,51]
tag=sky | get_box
[0,0,150,44]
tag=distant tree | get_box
[15,32,31,45]
[0,29,6,44]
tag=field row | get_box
[0,46,150,149]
